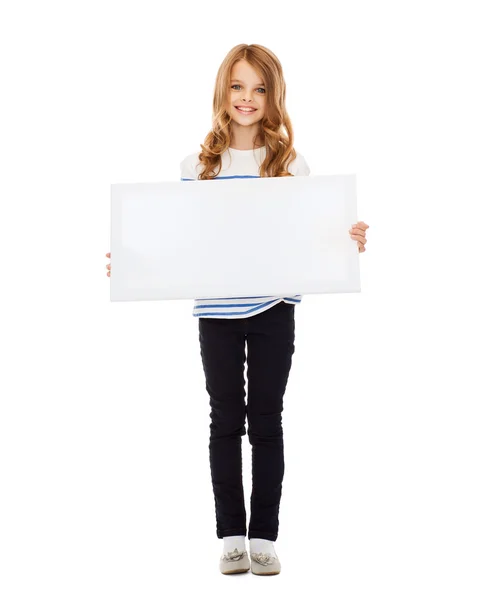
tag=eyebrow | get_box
[231,79,265,86]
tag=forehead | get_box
[230,60,264,83]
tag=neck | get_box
[230,122,263,150]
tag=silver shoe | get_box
[219,547,251,574]
[250,552,281,575]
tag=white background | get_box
[1,1,491,598]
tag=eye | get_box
[231,84,266,94]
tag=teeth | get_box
[236,107,255,112]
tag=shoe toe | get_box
[219,548,250,574]
[250,552,281,575]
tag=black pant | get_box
[198,301,296,541]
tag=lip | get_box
[235,106,257,114]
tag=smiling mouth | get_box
[235,106,257,114]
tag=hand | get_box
[106,252,111,277]
[349,221,369,253]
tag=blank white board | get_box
[110,174,360,302]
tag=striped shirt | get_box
[180,145,311,319]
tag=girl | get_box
[105,43,369,576]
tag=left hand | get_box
[349,221,369,253]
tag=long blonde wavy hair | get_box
[197,44,298,180]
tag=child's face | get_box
[227,59,266,128]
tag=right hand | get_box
[105,252,111,277]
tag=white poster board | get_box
[110,174,360,302]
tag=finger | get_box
[351,234,366,243]
[349,225,368,235]
[106,252,111,257]
[352,222,369,230]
